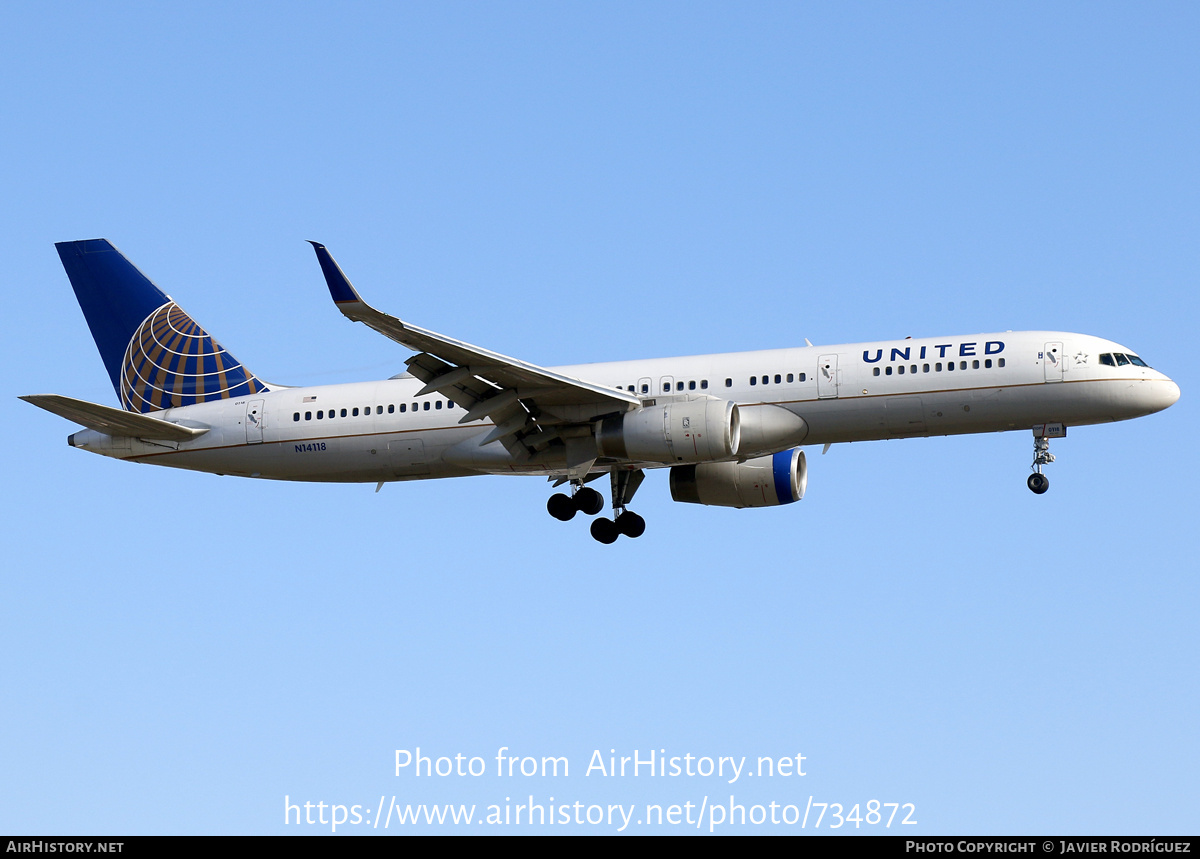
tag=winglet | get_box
[308,241,363,305]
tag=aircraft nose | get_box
[1144,376,1181,413]
[1161,378,1181,408]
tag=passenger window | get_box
[886,366,893,376]
[663,382,670,392]
[972,360,979,369]
[998,358,1005,367]
[388,404,395,414]
[873,367,880,376]
[947,362,954,372]
[676,381,684,391]
[377,406,383,414]
[293,412,299,421]
[960,361,967,370]
[761,375,768,385]
[923,364,930,373]
[936,363,942,371]
[352,408,358,416]
[423,401,430,410]
[750,377,757,386]
[436,401,442,409]
[701,380,708,390]
[985,359,992,368]
[787,373,793,383]
[305,411,312,420]
[898,365,905,374]
[688,381,696,390]
[799,373,806,382]
[641,384,649,394]
[774,374,781,384]
[317,410,324,419]
[725,378,732,387]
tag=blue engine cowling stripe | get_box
[772,449,797,505]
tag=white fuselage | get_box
[68,330,1180,482]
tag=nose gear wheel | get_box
[1028,430,1057,494]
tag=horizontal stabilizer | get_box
[20,394,209,441]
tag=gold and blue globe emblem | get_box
[119,301,267,413]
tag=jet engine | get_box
[670,448,807,508]
[735,404,809,457]
[595,397,740,464]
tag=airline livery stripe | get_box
[772,450,794,505]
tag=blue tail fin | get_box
[56,239,270,413]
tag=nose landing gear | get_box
[1028,423,1065,494]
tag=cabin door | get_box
[1043,342,1064,381]
[245,400,265,444]
[817,355,839,399]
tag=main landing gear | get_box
[1027,424,1064,494]
[547,485,604,520]
[547,470,646,543]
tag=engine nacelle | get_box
[596,397,740,464]
[670,448,808,508]
[735,404,809,457]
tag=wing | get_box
[21,394,209,441]
[309,243,638,468]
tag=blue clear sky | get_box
[3,1,1197,835]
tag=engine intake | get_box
[670,448,807,508]
[596,397,740,464]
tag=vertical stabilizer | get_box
[55,239,269,413]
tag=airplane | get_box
[23,239,1180,543]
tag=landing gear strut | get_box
[1027,424,1063,494]
[548,470,646,543]
[589,470,646,543]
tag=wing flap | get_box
[21,394,209,441]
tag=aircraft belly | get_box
[129,429,476,483]
[796,379,1132,445]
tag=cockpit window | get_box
[1102,351,1151,368]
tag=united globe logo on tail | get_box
[120,301,269,413]
[54,239,269,415]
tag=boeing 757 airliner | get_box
[23,240,1180,543]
